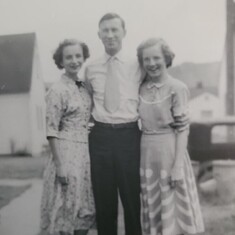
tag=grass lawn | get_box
[0,155,46,179]
[198,185,235,235]
[0,184,31,209]
[202,203,235,235]
[0,155,47,211]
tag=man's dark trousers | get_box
[89,121,142,235]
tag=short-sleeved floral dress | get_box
[40,74,95,235]
[139,76,204,235]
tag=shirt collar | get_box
[103,50,126,64]
[62,74,83,86]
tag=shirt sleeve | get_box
[172,84,190,118]
[83,67,94,96]
[171,84,190,132]
[46,87,64,138]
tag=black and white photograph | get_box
[0,0,234,235]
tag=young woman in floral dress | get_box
[40,39,95,235]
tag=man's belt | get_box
[94,120,138,129]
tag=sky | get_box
[0,0,226,82]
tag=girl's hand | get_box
[169,166,184,188]
[56,166,68,186]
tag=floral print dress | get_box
[40,74,95,235]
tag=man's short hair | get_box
[99,13,125,30]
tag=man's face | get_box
[98,18,126,55]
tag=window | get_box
[211,125,235,144]
[201,110,213,119]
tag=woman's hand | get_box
[88,122,94,133]
[47,137,68,187]
[169,166,184,188]
[56,166,68,186]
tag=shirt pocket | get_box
[122,80,139,101]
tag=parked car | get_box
[188,117,235,161]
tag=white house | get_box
[0,32,46,156]
[189,87,225,121]
[168,61,225,121]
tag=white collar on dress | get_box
[146,75,170,89]
[62,74,84,87]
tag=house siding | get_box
[29,41,46,156]
[0,94,31,154]
[189,92,225,121]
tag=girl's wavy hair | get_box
[53,39,90,69]
[137,37,175,68]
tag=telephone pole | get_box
[226,0,235,115]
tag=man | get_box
[84,13,142,235]
[84,13,188,235]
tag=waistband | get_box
[142,129,175,135]
[94,120,138,129]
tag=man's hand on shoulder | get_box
[170,112,190,131]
